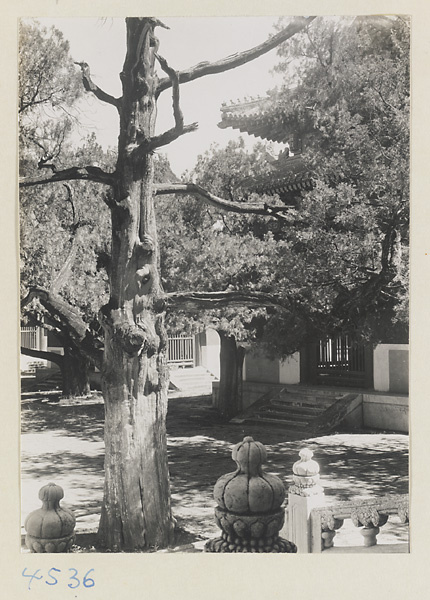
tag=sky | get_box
[37,17,287,176]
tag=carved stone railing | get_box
[285,447,409,553]
[310,495,409,553]
[285,448,325,552]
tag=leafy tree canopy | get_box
[158,16,409,350]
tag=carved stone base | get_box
[214,506,285,539]
[360,526,380,547]
[25,533,75,553]
[205,532,297,553]
[321,530,337,549]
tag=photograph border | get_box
[1,1,428,599]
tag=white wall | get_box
[199,328,220,379]
[216,340,409,395]
[279,352,300,384]
[373,344,409,393]
[363,394,409,433]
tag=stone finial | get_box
[289,448,323,497]
[206,437,296,553]
[25,483,76,553]
[293,448,319,476]
[214,436,285,514]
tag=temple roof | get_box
[218,95,314,199]
[241,154,313,201]
[218,16,399,200]
[218,97,294,144]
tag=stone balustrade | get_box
[24,445,408,554]
[309,495,409,553]
[285,448,325,552]
[285,447,409,553]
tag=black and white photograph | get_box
[17,13,411,561]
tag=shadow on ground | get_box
[21,394,409,550]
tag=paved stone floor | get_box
[21,393,409,552]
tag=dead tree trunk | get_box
[96,19,174,550]
[217,332,245,420]
[62,344,91,398]
[20,342,91,397]
[20,15,314,551]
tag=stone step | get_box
[169,367,217,393]
[282,385,348,397]
[230,386,353,435]
[254,405,312,420]
[170,375,214,384]
[169,378,214,388]
[171,384,212,393]
[242,415,311,429]
[254,410,313,425]
[275,393,338,408]
[267,401,324,416]
[169,388,213,398]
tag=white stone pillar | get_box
[39,326,48,352]
[286,448,325,553]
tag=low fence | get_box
[309,496,409,553]
[285,448,409,553]
[21,326,38,350]
[21,326,196,369]
[24,441,409,554]
[164,335,195,366]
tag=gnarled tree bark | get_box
[20,344,92,398]
[96,19,174,551]
[216,332,246,420]
[21,16,312,551]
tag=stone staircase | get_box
[230,387,361,436]
[169,366,218,397]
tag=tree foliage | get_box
[159,16,409,362]
[257,16,409,342]
[19,20,84,174]
[157,139,308,360]
[19,20,82,114]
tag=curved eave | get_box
[251,173,314,197]
[218,117,291,144]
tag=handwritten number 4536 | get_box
[22,568,95,590]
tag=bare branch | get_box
[50,186,89,295]
[374,86,399,113]
[155,53,183,127]
[154,183,294,221]
[165,290,286,311]
[19,166,117,189]
[131,52,199,153]
[21,287,103,368]
[24,312,60,334]
[306,26,329,69]
[20,345,65,368]
[156,16,316,94]
[63,183,76,225]
[145,122,199,152]
[75,62,122,110]
[21,288,87,337]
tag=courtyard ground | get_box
[20,392,409,552]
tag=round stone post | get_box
[205,436,296,553]
[25,483,76,553]
[286,448,325,553]
[351,507,389,547]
